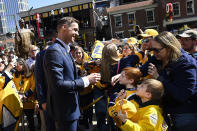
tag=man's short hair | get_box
[179,29,197,39]
[142,79,164,101]
[57,17,79,30]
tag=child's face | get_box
[136,83,149,98]
[119,71,130,85]
[16,63,24,72]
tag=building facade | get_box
[19,0,96,49]
[0,0,28,34]
[107,0,159,38]
[161,0,197,33]
[107,0,197,38]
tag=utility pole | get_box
[28,7,33,27]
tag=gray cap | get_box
[179,29,197,39]
[19,18,25,23]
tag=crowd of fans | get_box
[0,21,197,131]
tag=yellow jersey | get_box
[121,102,168,131]
[13,73,37,109]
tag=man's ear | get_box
[62,24,67,30]
[194,39,197,45]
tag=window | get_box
[115,31,124,39]
[128,12,136,26]
[173,2,180,17]
[146,9,155,23]
[115,0,119,6]
[187,0,194,15]
[145,26,158,31]
[128,30,135,37]
[114,15,122,28]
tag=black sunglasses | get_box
[142,38,150,43]
[149,47,165,53]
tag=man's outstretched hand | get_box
[86,73,101,85]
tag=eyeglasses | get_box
[181,38,193,41]
[149,47,165,53]
[75,52,82,55]
[123,47,130,50]
[31,49,38,52]
[142,38,150,43]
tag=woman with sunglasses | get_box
[140,31,197,131]
[13,58,37,131]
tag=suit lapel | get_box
[69,52,78,78]
[55,40,78,78]
[55,40,74,72]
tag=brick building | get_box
[107,0,197,38]
[107,0,159,38]
[161,0,197,33]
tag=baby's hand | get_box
[119,99,124,106]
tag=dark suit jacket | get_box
[35,50,47,106]
[43,40,84,121]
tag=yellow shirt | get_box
[121,104,168,131]
[0,76,5,90]
[108,89,139,126]
[0,80,23,125]
[13,73,36,109]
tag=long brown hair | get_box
[16,58,32,78]
[101,43,120,82]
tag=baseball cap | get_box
[127,37,138,45]
[140,29,159,37]
[19,19,25,23]
[178,29,197,39]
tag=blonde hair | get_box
[154,31,181,62]
[142,79,164,101]
[101,43,120,82]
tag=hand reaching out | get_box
[86,73,101,85]
[111,74,121,86]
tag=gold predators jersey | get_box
[121,104,168,131]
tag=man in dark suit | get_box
[43,17,101,131]
[35,45,56,131]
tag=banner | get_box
[91,40,104,59]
